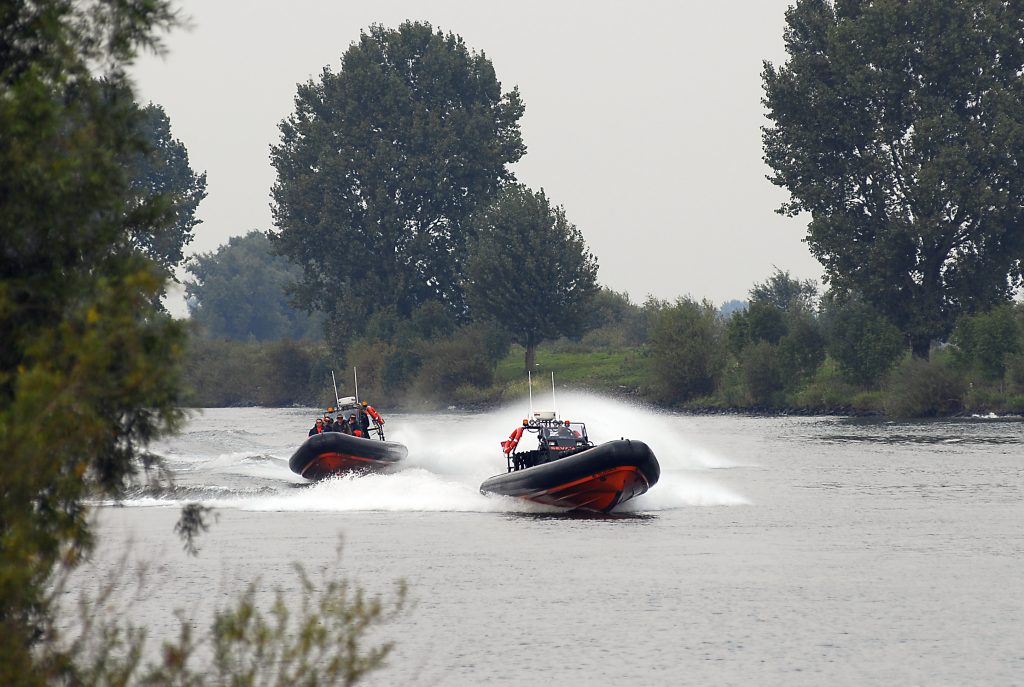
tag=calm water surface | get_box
[81,395,1024,685]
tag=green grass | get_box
[494,344,646,391]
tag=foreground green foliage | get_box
[1,0,185,680]
[51,555,406,687]
[1,3,406,684]
[201,567,405,687]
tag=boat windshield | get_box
[541,423,588,449]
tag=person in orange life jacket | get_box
[308,418,325,436]
[362,401,384,426]
[503,420,528,470]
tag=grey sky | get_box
[132,0,820,307]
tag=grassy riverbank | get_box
[181,337,1024,418]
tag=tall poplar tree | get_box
[762,0,1024,357]
[270,21,525,343]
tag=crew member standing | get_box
[356,406,371,437]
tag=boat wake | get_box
[124,392,748,512]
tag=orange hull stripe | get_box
[300,452,380,478]
[521,465,651,512]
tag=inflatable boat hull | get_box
[289,432,408,480]
[480,439,660,513]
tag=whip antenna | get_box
[331,370,340,408]
[528,371,534,419]
[551,371,557,418]
[353,367,360,404]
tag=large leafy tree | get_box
[762,0,1024,357]
[466,185,599,372]
[270,21,525,344]
[186,231,324,341]
[126,102,208,274]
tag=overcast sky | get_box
[131,0,821,308]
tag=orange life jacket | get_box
[501,426,524,456]
[364,404,384,425]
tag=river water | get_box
[77,393,1023,685]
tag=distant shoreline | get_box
[177,401,1021,421]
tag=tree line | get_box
[182,268,1024,417]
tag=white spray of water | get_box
[349,391,748,511]
[131,392,748,512]
[395,390,738,475]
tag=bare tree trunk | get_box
[524,344,536,374]
[910,335,930,359]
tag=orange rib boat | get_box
[480,414,660,513]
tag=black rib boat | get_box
[289,432,408,480]
[480,412,660,512]
[289,396,407,480]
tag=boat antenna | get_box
[331,369,341,408]
[551,371,557,419]
[528,370,534,420]
[353,367,360,404]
